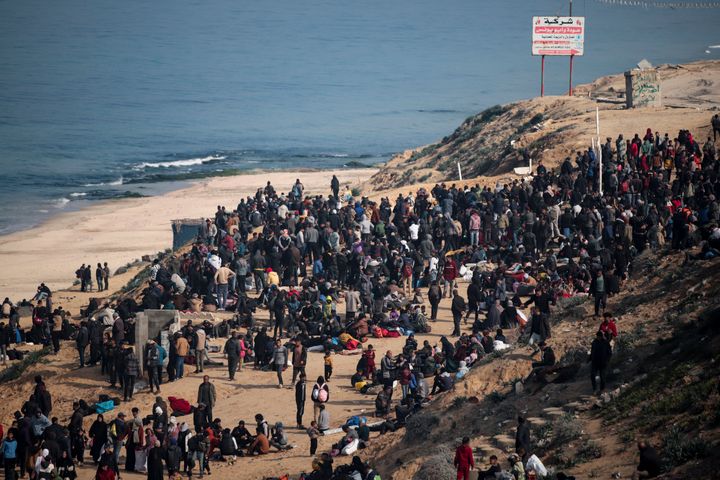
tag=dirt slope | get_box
[360,250,720,480]
[368,60,720,191]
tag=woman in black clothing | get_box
[89,415,109,464]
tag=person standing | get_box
[103,262,111,292]
[515,416,531,461]
[194,328,206,374]
[96,263,105,292]
[1,430,17,480]
[290,339,307,384]
[84,264,93,292]
[442,257,458,298]
[311,376,330,422]
[146,440,164,480]
[76,321,89,368]
[197,376,216,427]
[145,340,161,394]
[454,436,475,480]
[271,339,288,388]
[344,286,360,324]
[68,401,86,464]
[295,373,307,429]
[223,332,241,380]
[50,311,63,355]
[589,331,612,393]
[428,281,441,321]
[590,270,607,317]
[123,346,139,401]
[306,421,320,456]
[380,350,396,389]
[450,289,466,337]
[88,414,108,464]
[175,334,190,380]
[214,263,235,310]
[331,175,340,199]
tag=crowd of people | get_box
[1,122,719,480]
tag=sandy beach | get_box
[0,168,377,300]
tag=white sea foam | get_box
[52,198,71,208]
[70,192,88,197]
[134,154,226,170]
[84,176,124,187]
[708,45,720,49]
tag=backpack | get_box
[187,435,201,452]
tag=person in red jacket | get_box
[599,312,618,339]
[454,436,475,480]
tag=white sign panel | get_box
[532,16,585,56]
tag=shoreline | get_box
[0,167,377,300]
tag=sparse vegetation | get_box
[0,347,51,383]
[575,439,603,463]
[350,187,362,197]
[661,426,710,470]
[405,413,440,443]
[552,414,583,445]
[414,445,455,480]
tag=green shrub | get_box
[350,187,362,197]
[405,413,440,443]
[575,440,603,463]
[552,414,582,445]
[0,347,52,383]
[414,446,455,480]
[662,426,710,469]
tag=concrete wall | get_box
[625,69,661,109]
[135,310,179,375]
[172,219,204,250]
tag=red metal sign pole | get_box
[541,55,545,97]
[568,0,574,96]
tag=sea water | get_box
[0,0,718,233]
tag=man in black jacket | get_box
[514,416,531,461]
[590,331,612,393]
[632,440,662,479]
[528,307,551,351]
[223,332,241,380]
[76,321,89,368]
[295,373,307,429]
[450,289,466,337]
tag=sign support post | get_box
[568,0,574,95]
[532,15,584,96]
[597,107,603,196]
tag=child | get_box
[324,351,333,381]
[1,430,18,480]
[306,421,320,456]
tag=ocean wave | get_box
[84,177,124,187]
[133,154,226,170]
[52,197,70,208]
[70,192,88,197]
